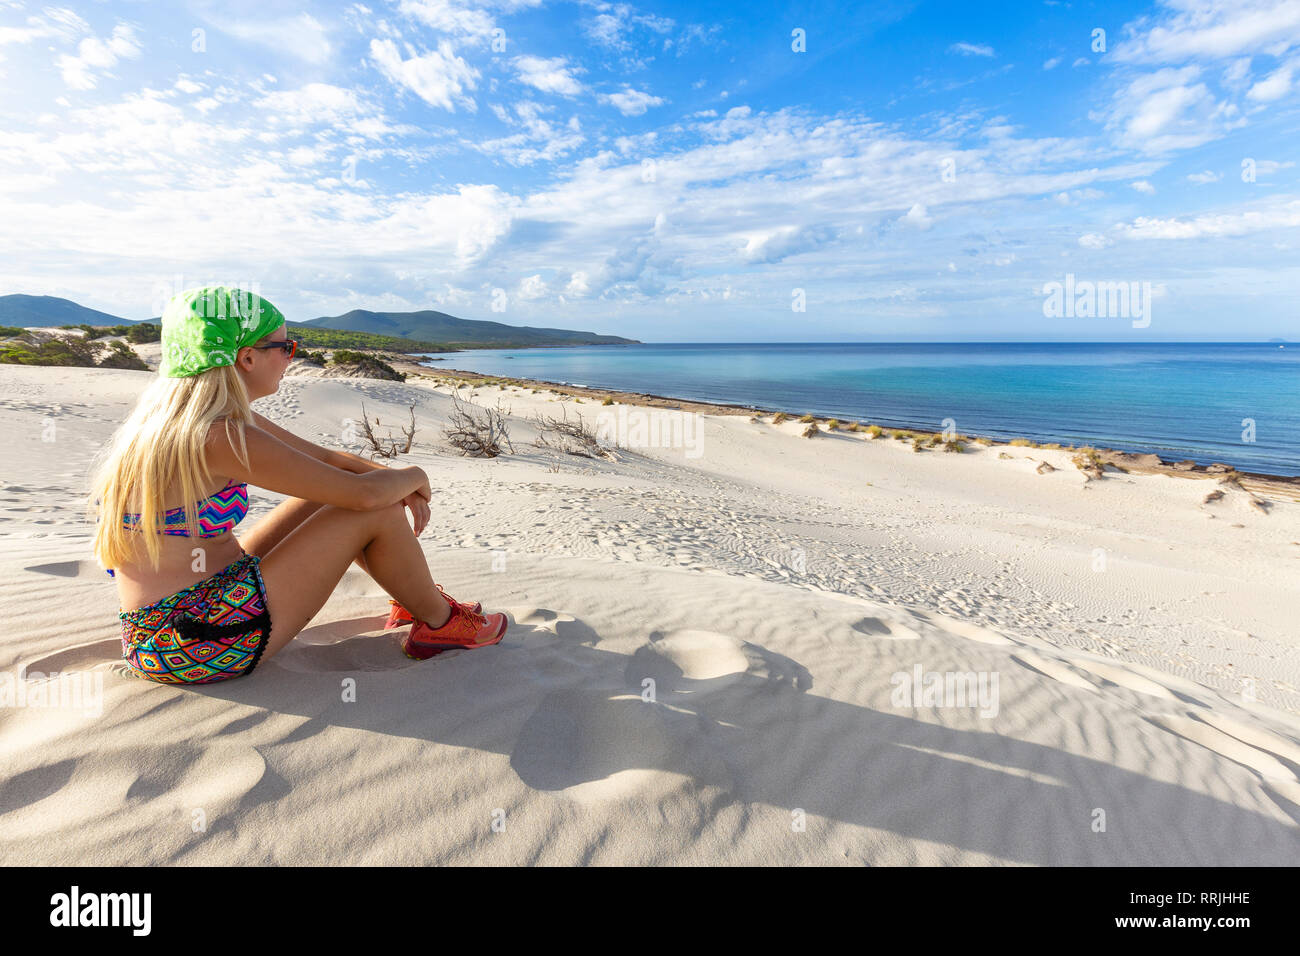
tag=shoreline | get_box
[391,357,1300,499]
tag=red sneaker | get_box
[385,587,481,629]
[402,602,508,660]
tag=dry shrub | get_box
[442,390,514,457]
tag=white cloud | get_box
[1079,233,1113,248]
[476,99,584,165]
[1115,199,1300,239]
[1099,65,1243,153]
[399,0,499,42]
[1247,58,1297,100]
[370,37,479,111]
[517,273,548,299]
[255,83,365,123]
[1112,0,1300,64]
[566,270,590,296]
[582,5,675,53]
[58,23,141,90]
[598,87,666,116]
[201,12,332,65]
[901,203,933,229]
[1187,169,1221,183]
[1222,56,1253,88]
[1131,179,1156,193]
[949,42,994,57]
[0,7,89,46]
[1043,57,1061,70]
[512,55,585,97]
[742,225,836,264]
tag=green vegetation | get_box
[825,418,839,430]
[867,424,884,438]
[58,322,160,343]
[602,396,614,405]
[798,413,815,423]
[300,350,327,366]
[287,324,456,354]
[771,412,788,424]
[330,349,406,381]
[96,340,149,370]
[0,329,145,369]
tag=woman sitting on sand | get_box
[89,285,507,684]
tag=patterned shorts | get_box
[120,552,273,684]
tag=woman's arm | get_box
[251,410,386,475]
[206,422,429,510]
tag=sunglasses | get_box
[249,338,298,360]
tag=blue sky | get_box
[1,0,1298,341]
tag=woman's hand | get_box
[401,466,432,503]
[401,492,431,536]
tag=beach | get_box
[2,358,1299,865]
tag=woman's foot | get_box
[403,602,507,660]
[385,588,481,629]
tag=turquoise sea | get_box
[418,343,1300,476]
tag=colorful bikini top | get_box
[106,480,249,578]
[121,479,249,536]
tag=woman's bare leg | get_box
[256,503,469,664]
[240,495,376,575]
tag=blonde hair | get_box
[89,364,254,571]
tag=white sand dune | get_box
[1,364,1298,865]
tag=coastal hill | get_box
[303,308,638,347]
[0,294,129,328]
[0,294,639,349]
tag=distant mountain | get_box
[304,308,639,347]
[0,294,136,327]
[1,294,639,348]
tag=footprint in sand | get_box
[0,743,271,838]
[850,617,920,640]
[509,607,584,647]
[624,628,813,696]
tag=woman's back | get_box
[111,470,250,611]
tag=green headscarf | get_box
[158,285,287,377]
